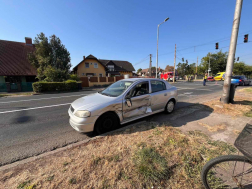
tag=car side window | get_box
[151,81,166,93]
[126,82,149,98]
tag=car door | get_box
[150,80,169,112]
[122,81,151,120]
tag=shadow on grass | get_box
[234,100,252,106]
[89,101,214,137]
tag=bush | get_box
[69,74,80,81]
[32,81,78,93]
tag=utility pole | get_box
[221,0,243,104]
[173,44,176,82]
[196,56,198,80]
[149,54,152,77]
[208,53,211,77]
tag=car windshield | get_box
[99,80,133,97]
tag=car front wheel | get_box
[95,112,119,135]
[165,100,175,114]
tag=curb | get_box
[0,120,146,172]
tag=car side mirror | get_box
[126,98,132,107]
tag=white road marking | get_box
[0,94,89,104]
[0,103,71,114]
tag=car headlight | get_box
[74,110,91,118]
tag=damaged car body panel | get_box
[68,78,178,133]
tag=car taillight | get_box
[239,79,242,82]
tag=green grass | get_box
[133,147,169,183]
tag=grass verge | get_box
[0,123,237,189]
[203,96,252,117]
[0,92,35,98]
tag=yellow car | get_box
[214,72,225,81]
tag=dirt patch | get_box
[203,96,252,117]
[0,122,237,189]
[198,122,227,132]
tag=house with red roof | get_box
[0,37,37,92]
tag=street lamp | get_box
[156,17,169,78]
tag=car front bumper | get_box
[68,108,98,133]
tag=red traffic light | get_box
[244,34,248,43]
[215,43,219,49]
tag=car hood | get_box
[71,92,115,110]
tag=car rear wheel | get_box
[165,100,175,114]
[95,112,119,135]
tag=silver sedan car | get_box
[68,78,178,134]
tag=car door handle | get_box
[164,93,167,96]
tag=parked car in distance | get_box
[68,78,178,134]
[231,75,251,86]
[214,72,225,81]
[207,76,215,82]
[231,76,240,86]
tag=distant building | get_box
[138,67,164,77]
[72,54,135,77]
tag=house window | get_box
[94,73,96,76]
[82,73,85,76]
[85,63,89,68]
[99,74,103,77]
[94,63,98,68]
[107,65,114,71]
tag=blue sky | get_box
[1,0,252,71]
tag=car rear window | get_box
[151,81,166,93]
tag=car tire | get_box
[165,100,175,114]
[242,82,245,86]
[94,112,119,135]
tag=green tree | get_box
[233,62,246,75]
[200,51,227,75]
[28,32,71,81]
[176,62,187,77]
[137,68,142,74]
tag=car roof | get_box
[121,78,165,82]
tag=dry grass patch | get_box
[0,123,237,189]
[198,122,227,132]
[204,96,252,117]
[238,87,252,94]
[0,92,35,98]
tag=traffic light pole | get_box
[221,0,243,104]
[173,44,176,83]
[208,53,211,77]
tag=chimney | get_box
[25,37,32,45]
[83,56,85,60]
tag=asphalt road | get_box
[0,81,226,166]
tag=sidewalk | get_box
[1,88,252,189]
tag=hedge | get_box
[32,80,80,93]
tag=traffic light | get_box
[186,60,188,64]
[182,57,184,62]
[244,34,248,43]
[237,57,239,61]
[215,43,219,49]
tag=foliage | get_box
[28,32,71,81]
[68,74,80,81]
[165,65,174,72]
[43,66,69,82]
[233,62,252,76]
[32,81,78,93]
[176,62,196,77]
[136,68,142,74]
[199,51,227,75]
